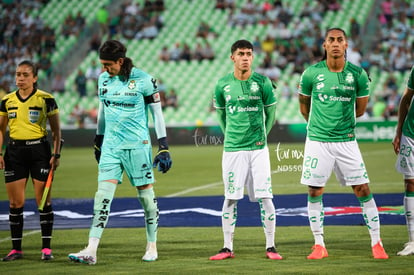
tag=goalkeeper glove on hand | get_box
[94,135,104,163]
[153,137,172,173]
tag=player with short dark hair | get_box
[68,40,171,265]
[0,60,62,261]
[298,28,388,259]
[393,65,414,256]
[210,39,282,261]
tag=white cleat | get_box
[68,248,97,265]
[397,242,414,256]
[142,242,158,262]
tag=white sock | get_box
[259,198,276,249]
[222,199,237,251]
[404,196,414,242]
[360,197,381,246]
[308,196,325,246]
[87,237,100,253]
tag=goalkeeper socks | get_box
[138,188,159,243]
[358,194,381,246]
[9,207,24,251]
[404,192,414,242]
[258,198,276,249]
[222,199,237,251]
[39,204,54,249]
[308,195,325,246]
[89,181,117,240]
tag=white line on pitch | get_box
[165,181,222,198]
[0,230,41,243]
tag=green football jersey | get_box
[402,66,414,139]
[298,61,370,142]
[214,72,277,152]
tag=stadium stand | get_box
[1,0,413,127]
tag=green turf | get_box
[0,226,411,274]
[0,142,409,274]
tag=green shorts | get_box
[98,147,154,186]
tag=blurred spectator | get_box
[153,0,165,12]
[386,89,401,117]
[166,89,178,109]
[180,43,192,62]
[87,106,98,124]
[135,19,159,40]
[328,0,341,12]
[75,70,87,97]
[280,81,293,100]
[372,96,388,119]
[159,46,170,62]
[70,104,87,128]
[252,36,262,53]
[38,52,52,76]
[193,43,204,62]
[202,42,215,61]
[261,35,275,54]
[89,34,102,52]
[169,42,182,62]
[347,46,362,66]
[380,0,393,25]
[86,60,102,82]
[108,11,122,38]
[51,74,66,94]
[96,5,109,36]
[350,18,360,41]
[215,0,235,11]
[125,0,140,15]
[196,21,217,39]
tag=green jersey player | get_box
[210,39,282,261]
[69,40,171,264]
[298,28,388,260]
[393,65,414,256]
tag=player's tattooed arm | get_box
[299,94,311,122]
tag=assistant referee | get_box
[0,60,62,261]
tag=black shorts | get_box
[4,138,51,183]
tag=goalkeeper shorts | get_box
[98,147,154,186]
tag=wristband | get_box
[158,137,169,150]
[52,153,61,159]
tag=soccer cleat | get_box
[266,247,283,260]
[2,250,23,261]
[307,245,328,259]
[142,242,158,262]
[41,248,54,260]
[68,248,97,265]
[372,241,389,259]
[397,242,414,256]
[209,248,235,260]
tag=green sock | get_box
[138,188,159,243]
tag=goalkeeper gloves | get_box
[94,135,104,163]
[153,137,172,173]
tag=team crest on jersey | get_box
[29,110,40,123]
[250,82,259,93]
[345,73,354,84]
[128,80,136,90]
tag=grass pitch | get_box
[0,142,410,274]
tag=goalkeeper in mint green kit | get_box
[298,28,388,260]
[69,40,171,265]
[210,40,282,261]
